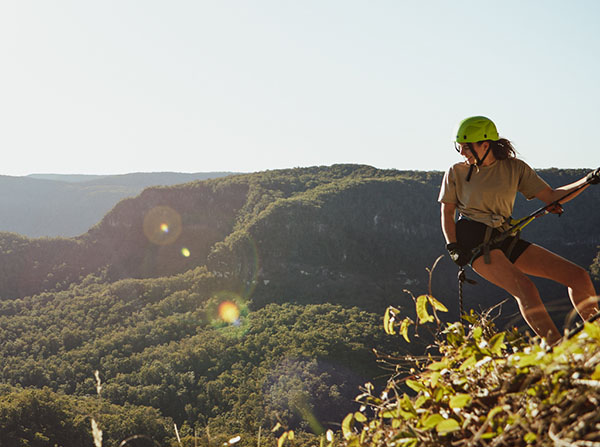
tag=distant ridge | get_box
[28,173,108,183]
[1,172,237,237]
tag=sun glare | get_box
[218,301,240,324]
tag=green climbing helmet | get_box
[454,116,500,143]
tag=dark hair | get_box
[483,138,516,160]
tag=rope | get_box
[457,267,476,320]
[458,268,465,319]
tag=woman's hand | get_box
[446,242,472,267]
[586,167,600,185]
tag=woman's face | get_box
[457,142,489,165]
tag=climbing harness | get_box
[455,176,596,319]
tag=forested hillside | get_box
[0,164,599,446]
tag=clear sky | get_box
[1,1,599,176]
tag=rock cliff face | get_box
[0,165,598,320]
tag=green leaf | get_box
[400,318,414,343]
[415,394,430,409]
[584,321,600,341]
[459,355,477,371]
[354,412,367,423]
[449,394,472,409]
[422,414,444,429]
[487,405,509,421]
[524,432,537,443]
[427,295,448,312]
[433,385,451,402]
[406,379,428,393]
[517,352,543,368]
[416,295,434,324]
[400,394,418,417]
[428,360,449,371]
[384,307,396,335]
[489,333,506,355]
[342,413,354,440]
[436,418,460,435]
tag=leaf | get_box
[415,394,430,409]
[517,351,544,368]
[487,405,509,421]
[489,333,506,355]
[354,412,367,423]
[416,295,434,324]
[422,414,444,429]
[524,432,537,443]
[342,413,354,440]
[584,321,600,341]
[400,394,418,417]
[593,364,600,381]
[428,360,449,371]
[406,379,428,393]
[384,307,396,335]
[459,355,477,371]
[436,418,461,435]
[427,295,448,312]
[449,394,472,409]
[400,318,414,343]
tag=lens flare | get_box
[181,247,191,257]
[218,301,240,324]
[143,206,183,246]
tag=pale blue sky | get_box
[1,1,599,176]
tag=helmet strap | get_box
[466,144,492,182]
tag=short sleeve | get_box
[438,167,458,204]
[517,160,550,200]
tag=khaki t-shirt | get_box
[438,158,550,228]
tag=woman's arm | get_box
[535,175,592,206]
[440,201,457,244]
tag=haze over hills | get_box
[0,172,236,237]
[0,165,599,445]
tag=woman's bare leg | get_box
[514,244,598,320]
[472,249,561,345]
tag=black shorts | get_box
[456,218,531,265]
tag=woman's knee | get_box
[510,276,540,306]
[565,264,593,289]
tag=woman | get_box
[439,115,599,345]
